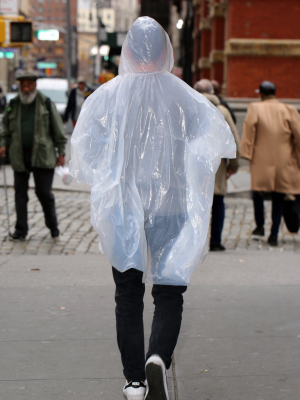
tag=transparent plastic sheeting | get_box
[70,17,236,285]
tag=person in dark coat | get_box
[0,87,7,114]
[211,79,236,124]
[63,76,93,127]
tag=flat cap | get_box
[16,70,40,81]
[255,81,276,95]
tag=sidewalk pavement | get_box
[0,250,300,400]
[1,141,300,399]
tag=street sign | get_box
[37,62,57,69]
[0,51,14,58]
[0,0,18,16]
[37,29,59,41]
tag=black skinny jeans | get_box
[14,167,58,236]
[112,267,187,382]
[252,191,285,236]
[210,194,225,246]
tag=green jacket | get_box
[0,91,67,171]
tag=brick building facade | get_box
[30,0,77,78]
[193,0,300,99]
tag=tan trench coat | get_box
[241,97,300,194]
[203,93,240,195]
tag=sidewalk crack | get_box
[171,354,179,400]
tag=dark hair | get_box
[259,81,276,95]
[127,20,166,64]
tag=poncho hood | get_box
[119,16,174,74]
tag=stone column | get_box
[192,0,202,84]
[209,0,226,87]
[198,0,211,79]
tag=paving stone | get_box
[1,189,299,255]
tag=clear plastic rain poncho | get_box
[70,17,236,285]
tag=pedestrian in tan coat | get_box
[194,79,240,251]
[241,80,300,246]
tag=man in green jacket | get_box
[0,71,67,240]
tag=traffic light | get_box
[10,21,32,44]
[0,20,5,43]
[0,18,33,46]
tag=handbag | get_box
[283,195,300,233]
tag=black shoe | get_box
[145,355,169,400]
[268,234,278,247]
[9,232,26,241]
[210,244,226,252]
[51,229,60,239]
[252,226,265,238]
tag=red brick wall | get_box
[211,16,225,50]
[201,29,211,58]
[227,0,300,39]
[193,71,201,86]
[211,63,224,84]
[201,69,210,80]
[227,56,300,98]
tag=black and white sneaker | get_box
[123,380,146,400]
[145,355,169,400]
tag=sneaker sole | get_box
[9,236,26,242]
[251,234,264,240]
[145,362,168,400]
[123,391,145,400]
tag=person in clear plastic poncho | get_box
[70,17,236,398]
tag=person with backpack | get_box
[0,70,67,240]
[70,17,236,400]
[194,79,240,251]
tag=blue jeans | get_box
[112,267,187,382]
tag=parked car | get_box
[36,78,68,118]
[5,92,18,104]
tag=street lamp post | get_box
[94,0,107,81]
[66,0,72,92]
